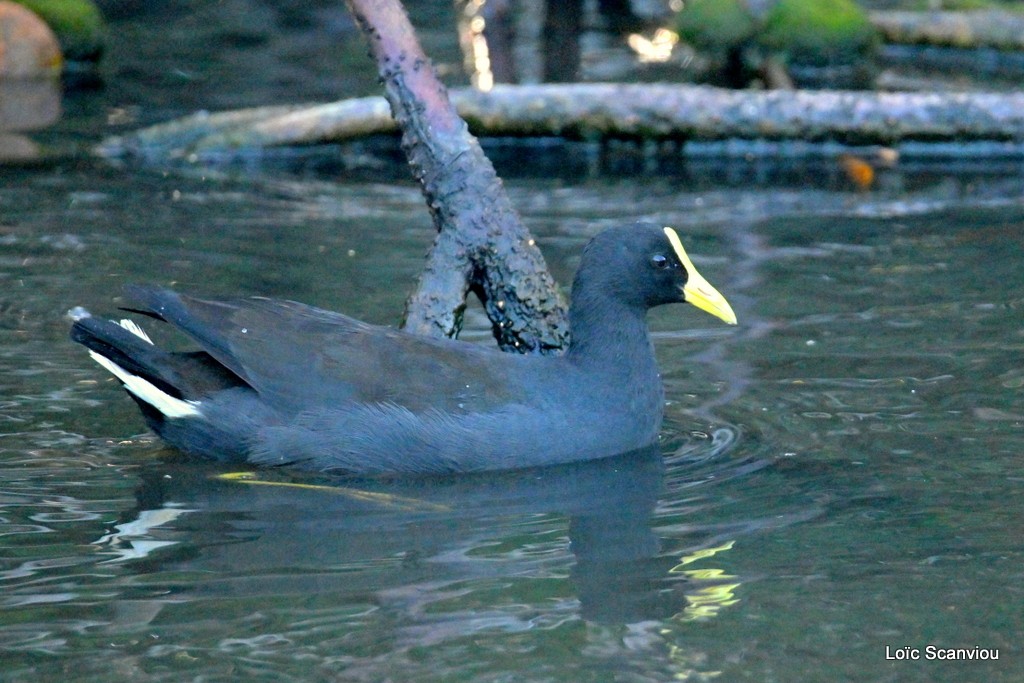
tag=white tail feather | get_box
[118,318,153,344]
[88,334,201,419]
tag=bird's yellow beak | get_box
[664,227,737,325]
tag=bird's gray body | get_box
[71,224,733,475]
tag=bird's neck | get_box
[565,287,665,445]
[566,291,655,373]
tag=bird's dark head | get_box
[574,223,737,325]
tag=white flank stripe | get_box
[88,350,201,418]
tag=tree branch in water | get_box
[341,0,568,352]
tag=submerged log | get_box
[99,84,1024,161]
[870,9,1024,51]
[452,86,1024,143]
[342,0,568,352]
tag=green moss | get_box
[941,0,1003,9]
[760,0,877,65]
[13,0,105,61]
[676,0,757,53]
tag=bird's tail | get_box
[70,310,203,419]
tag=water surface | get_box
[3,159,1022,682]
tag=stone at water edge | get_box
[0,1,61,159]
[0,1,62,79]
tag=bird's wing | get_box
[126,286,525,415]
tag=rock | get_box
[0,132,41,161]
[0,2,61,135]
[0,76,61,132]
[0,1,62,78]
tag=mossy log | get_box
[98,84,1024,162]
[870,9,1024,51]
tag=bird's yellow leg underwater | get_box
[214,471,451,512]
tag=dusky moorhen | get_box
[70,223,736,474]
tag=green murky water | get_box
[2,2,1023,681]
[2,160,1021,682]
